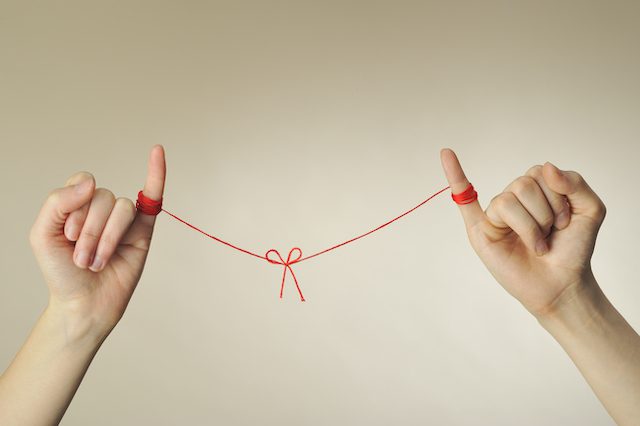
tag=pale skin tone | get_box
[0,145,638,424]
[0,145,166,425]
[441,148,640,425]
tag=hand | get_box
[440,148,607,317]
[29,145,166,340]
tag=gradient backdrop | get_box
[1,1,639,425]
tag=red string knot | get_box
[265,247,305,302]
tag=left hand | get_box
[29,145,166,340]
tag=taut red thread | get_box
[136,183,474,301]
[451,184,477,205]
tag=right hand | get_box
[440,148,607,317]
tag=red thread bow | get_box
[265,248,305,302]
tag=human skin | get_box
[441,148,640,425]
[0,145,166,425]
[0,145,638,425]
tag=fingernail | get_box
[76,250,91,268]
[75,179,92,194]
[66,224,77,241]
[89,255,104,272]
[556,210,570,229]
[536,239,549,256]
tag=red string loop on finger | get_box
[451,184,478,205]
[136,190,163,215]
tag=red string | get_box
[136,184,475,301]
[451,184,477,205]
[136,190,162,215]
[266,248,304,301]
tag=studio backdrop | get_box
[1,1,639,425]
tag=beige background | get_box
[1,1,639,425]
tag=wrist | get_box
[535,271,611,335]
[44,299,114,351]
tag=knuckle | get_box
[493,192,516,210]
[565,170,584,185]
[511,176,537,195]
[593,200,607,221]
[489,194,502,209]
[65,171,94,186]
[28,226,40,248]
[94,187,116,203]
[79,228,101,242]
[116,197,136,216]
[525,165,543,178]
[46,188,62,205]
[98,232,117,249]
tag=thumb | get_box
[542,162,607,225]
[440,148,485,229]
[31,173,95,241]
